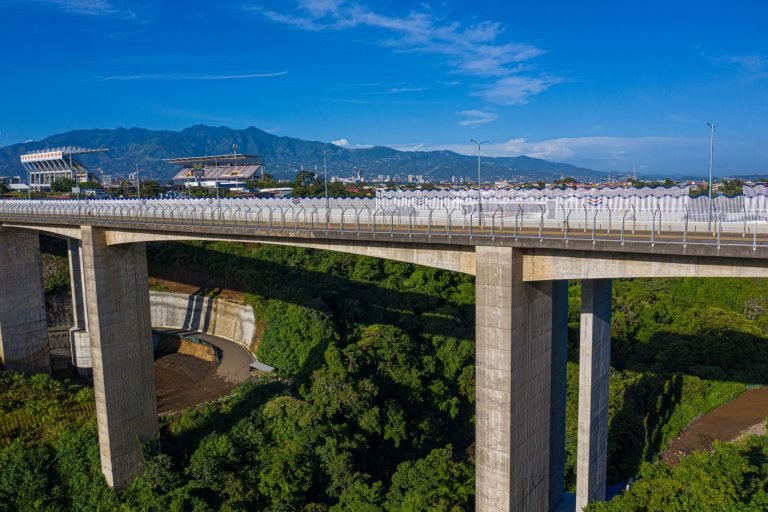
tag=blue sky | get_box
[1,0,767,175]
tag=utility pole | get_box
[313,148,331,226]
[706,122,718,232]
[470,139,488,227]
[135,164,141,199]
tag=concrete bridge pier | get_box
[67,239,92,377]
[475,246,568,512]
[0,229,50,373]
[80,226,158,489]
[576,279,612,511]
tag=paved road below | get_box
[153,328,255,414]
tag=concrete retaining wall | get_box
[149,291,258,352]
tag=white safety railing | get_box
[2,197,768,249]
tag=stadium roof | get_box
[164,154,260,165]
[23,146,109,157]
[171,164,263,182]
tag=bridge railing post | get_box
[354,205,362,235]
[340,206,348,232]
[583,204,588,232]
[621,209,628,245]
[651,209,657,246]
[565,210,571,242]
[657,205,662,235]
[592,209,598,244]
[266,205,274,230]
[426,205,433,237]
[631,205,636,234]
[742,206,747,238]
[560,204,567,233]
[683,206,689,247]
[717,210,723,249]
[539,205,545,240]
[754,214,758,251]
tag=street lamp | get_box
[706,122,718,232]
[470,139,488,226]
[135,164,141,200]
[313,148,331,226]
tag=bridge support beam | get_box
[0,229,50,373]
[475,246,568,512]
[575,279,612,511]
[67,239,92,377]
[81,226,157,489]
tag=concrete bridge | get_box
[3,198,768,511]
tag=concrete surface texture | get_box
[475,246,566,512]
[549,280,569,510]
[523,249,768,281]
[576,279,613,511]
[149,291,258,351]
[80,226,158,489]
[0,229,50,373]
[67,239,92,377]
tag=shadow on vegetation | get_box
[146,242,475,344]
[606,373,684,482]
[163,379,289,465]
[622,330,768,385]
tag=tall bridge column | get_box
[576,279,612,511]
[67,239,92,377]
[475,246,568,512]
[0,229,50,373]
[81,226,157,489]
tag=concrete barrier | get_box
[149,291,259,352]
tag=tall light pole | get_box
[470,139,488,226]
[313,148,331,225]
[706,122,718,231]
[135,164,141,200]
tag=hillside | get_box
[0,125,602,183]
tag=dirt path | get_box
[154,330,255,414]
[662,386,768,464]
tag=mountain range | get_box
[0,125,604,183]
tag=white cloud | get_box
[253,1,558,104]
[331,138,372,149]
[457,109,497,126]
[29,0,136,18]
[392,135,708,173]
[388,86,428,93]
[721,53,767,80]
[99,71,288,81]
[476,75,562,105]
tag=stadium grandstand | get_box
[166,153,263,191]
[20,147,108,190]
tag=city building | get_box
[166,153,263,191]
[0,175,28,192]
[20,147,108,190]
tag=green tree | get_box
[384,446,473,512]
[257,304,339,379]
[719,178,744,196]
[51,177,77,192]
[246,171,276,189]
[141,180,162,198]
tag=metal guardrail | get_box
[3,199,768,251]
